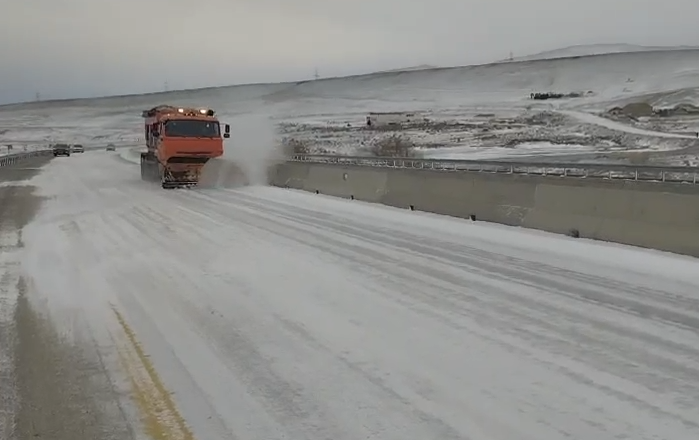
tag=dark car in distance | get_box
[52,144,71,157]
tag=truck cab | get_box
[140,105,230,188]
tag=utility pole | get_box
[314,68,320,80]
[35,92,41,101]
[164,81,169,92]
[508,51,514,61]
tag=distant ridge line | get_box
[503,43,699,63]
[3,45,699,108]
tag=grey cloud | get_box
[0,0,698,104]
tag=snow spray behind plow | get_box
[199,114,282,189]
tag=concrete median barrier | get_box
[0,151,53,182]
[269,162,699,257]
[0,150,52,168]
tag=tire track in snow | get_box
[19,152,699,439]
[95,179,699,437]
[105,198,507,440]
[173,187,699,431]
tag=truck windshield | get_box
[164,120,220,137]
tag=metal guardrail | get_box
[288,154,699,184]
[0,150,53,167]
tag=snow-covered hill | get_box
[508,43,699,62]
[2,47,699,164]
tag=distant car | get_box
[106,144,116,151]
[52,144,71,157]
[72,144,84,153]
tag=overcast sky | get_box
[1,0,698,104]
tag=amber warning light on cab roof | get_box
[141,107,215,118]
[176,108,215,116]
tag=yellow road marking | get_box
[112,306,195,440]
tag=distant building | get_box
[609,102,653,118]
[621,102,653,117]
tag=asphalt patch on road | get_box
[0,156,52,183]
[0,186,45,233]
[13,278,134,440]
[0,183,44,439]
[0,164,134,440]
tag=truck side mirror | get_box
[223,124,230,138]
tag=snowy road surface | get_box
[14,151,699,440]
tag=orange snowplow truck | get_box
[140,105,230,188]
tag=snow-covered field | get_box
[3,148,698,439]
[1,46,699,165]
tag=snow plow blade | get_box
[161,181,198,189]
